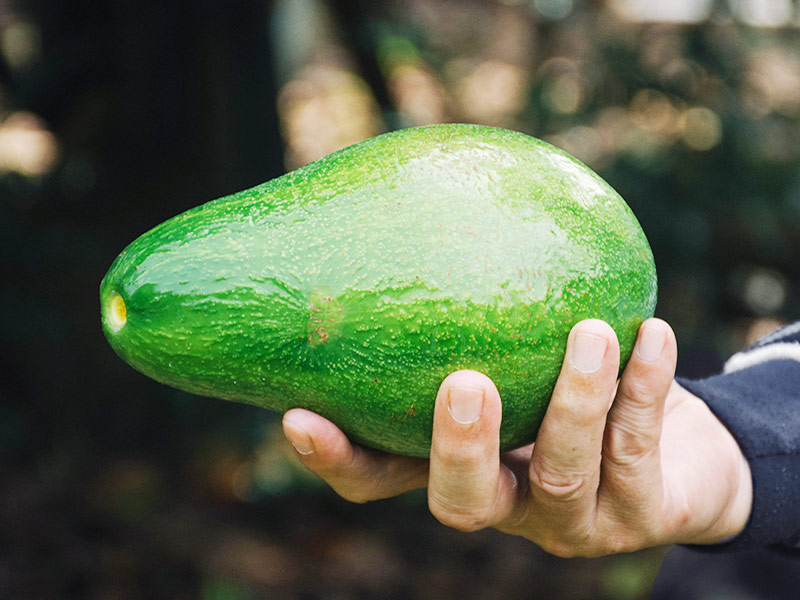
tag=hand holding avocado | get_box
[100,124,751,555]
[100,123,798,556]
[283,317,754,557]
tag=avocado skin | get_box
[100,124,657,457]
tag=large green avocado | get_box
[100,124,656,457]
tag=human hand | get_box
[282,319,753,557]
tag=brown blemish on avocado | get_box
[307,290,343,345]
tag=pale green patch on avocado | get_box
[100,124,657,457]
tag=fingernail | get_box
[636,323,666,363]
[283,420,315,455]
[571,332,607,373]
[448,387,484,424]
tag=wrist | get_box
[693,415,754,545]
[666,385,754,546]
[715,442,753,543]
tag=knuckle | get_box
[620,360,658,388]
[623,377,657,401]
[551,393,608,428]
[535,531,593,558]
[433,511,489,532]
[529,467,590,503]
[428,493,491,532]
[531,515,652,558]
[537,531,632,558]
[335,484,376,504]
[540,541,583,559]
[433,440,487,467]
[603,423,656,467]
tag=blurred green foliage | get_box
[1,0,799,598]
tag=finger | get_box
[528,320,620,538]
[282,409,428,503]
[427,370,521,532]
[600,319,677,500]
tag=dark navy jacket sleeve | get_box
[677,322,800,553]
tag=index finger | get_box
[283,409,429,503]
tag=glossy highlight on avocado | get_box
[100,124,657,457]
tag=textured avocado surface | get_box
[100,124,657,457]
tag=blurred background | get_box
[2,0,799,598]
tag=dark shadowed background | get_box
[2,0,799,598]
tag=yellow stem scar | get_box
[107,292,127,331]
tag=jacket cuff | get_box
[677,358,800,552]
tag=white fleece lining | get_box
[724,342,800,374]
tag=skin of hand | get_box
[282,318,754,557]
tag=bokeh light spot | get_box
[534,0,574,20]
[681,107,722,151]
[544,72,585,115]
[0,111,59,177]
[742,268,787,315]
[1,21,41,71]
[453,60,528,124]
